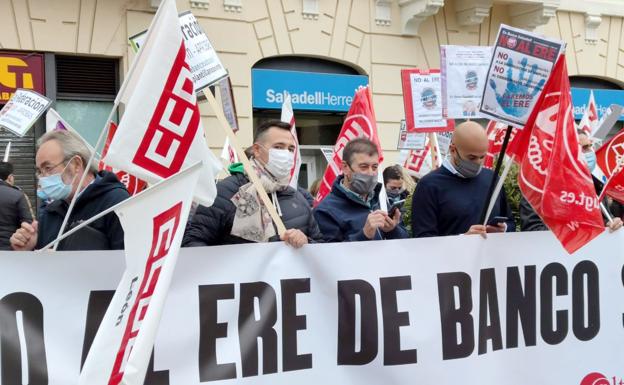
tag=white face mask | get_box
[264,148,295,182]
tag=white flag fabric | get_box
[220,135,238,165]
[579,90,599,136]
[45,108,97,155]
[102,0,221,206]
[78,162,202,385]
[281,92,301,189]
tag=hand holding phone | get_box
[487,216,508,226]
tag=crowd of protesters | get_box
[2,119,622,252]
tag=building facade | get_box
[1,0,624,193]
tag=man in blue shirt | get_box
[314,138,408,242]
[411,121,515,238]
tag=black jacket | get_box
[0,180,33,250]
[36,171,129,251]
[183,172,324,247]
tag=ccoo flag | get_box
[314,86,382,205]
[102,0,221,206]
[78,163,202,385]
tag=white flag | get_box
[102,0,221,206]
[45,108,97,155]
[281,92,301,189]
[78,163,201,385]
[220,136,238,165]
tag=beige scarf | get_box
[230,159,289,242]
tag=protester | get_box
[520,130,623,232]
[383,164,409,209]
[0,162,33,250]
[314,138,408,242]
[183,120,323,248]
[411,121,515,238]
[10,131,129,251]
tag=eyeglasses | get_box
[35,159,68,178]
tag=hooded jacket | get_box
[0,180,33,250]
[182,163,324,247]
[314,175,409,242]
[36,171,129,250]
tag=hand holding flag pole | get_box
[479,124,514,224]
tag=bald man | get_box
[411,121,515,238]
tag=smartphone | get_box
[388,199,406,217]
[487,216,508,226]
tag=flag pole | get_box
[3,141,11,162]
[479,124,513,224]
[600,202,614,223]
[202,88,287,236]
[482,155,514,225]
[429,132,440,169]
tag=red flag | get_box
[484,120,519,168]
[99,122,148,195]
[516,55,604,254]
[596,128,624,204]
[314,87,382,205]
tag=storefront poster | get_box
[0,52,45,104]
[129,11,228,92]
[479,24,564,127]
[440,45,492,119]
[0,89,51,137]
[401,69,454,133]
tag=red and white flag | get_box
[78,162,202,385]
[514,55,604,254]
[403,146,431,177]
[99,121,148,195]
[596,128,624,204]
[102,0,221,206]
[578,90,599,136]
[314,86,382,205]
[281,92,301,189]
[484,120,519,168]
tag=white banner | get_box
[480,24,564,127]
[440,45,491,119]
[0,89,51,137]
[129,11,228,91]
[1,231,624,384]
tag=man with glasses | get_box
[10,130,129,251]
[314,138,407,242]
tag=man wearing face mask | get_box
[0,162,33,250]
[314,138,408,242]
[383,165,410,211]
[411,121,515,238]
[520,130,623,232]
[183,120,323,248]
[10,131,129,251]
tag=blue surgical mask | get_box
[584,151,597,172]
[37,160,75,201]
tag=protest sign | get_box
[401,69,453,133]
[217,76,239,132]
[320,147,334,163]
[440,45,491,119]
[480,24,564,127]
[105,0,222,207]
[0,89,50,137]
[129,11,228,91]
[1,231,623,384]
[397,120,427,150]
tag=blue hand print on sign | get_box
[489,57,546,118]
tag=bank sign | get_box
[252,69,368,112]
[571,87,624,121]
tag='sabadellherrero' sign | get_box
[1,231,623,384]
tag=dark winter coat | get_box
[36,171,129,251]
[0,180,32,250]
[182,166,324,247]
[313,175,409,242]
